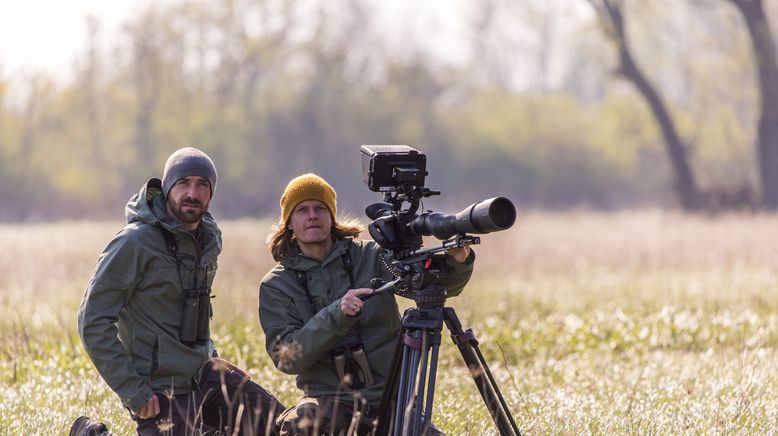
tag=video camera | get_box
[361,145,516,259]
[361,146,522,436]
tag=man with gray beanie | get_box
[79,147,284,435]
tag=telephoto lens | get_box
[408,197,516,240]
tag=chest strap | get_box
[293,245,356,314]
[294,269,318,316]
[292,241,374,390]
[157,224,178,254]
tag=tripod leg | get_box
[400,330,424,436]
[394,336,414,436]
[443,308,521,436]
[422,329,442,435]
[376,334,403,436]
[409,329,429,435]
[377,329,424,436]
[382,305,451,436]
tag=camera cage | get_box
[361,144,515,297]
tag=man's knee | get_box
[276,398,327,436]
[243,380,286,414]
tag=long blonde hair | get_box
[268,214,364,261]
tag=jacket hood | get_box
[125,178,221,262]
[126,178,166,227]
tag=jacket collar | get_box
[280,237,350,272]
[126,178,222,264]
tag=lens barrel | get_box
[409,197,516,240]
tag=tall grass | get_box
[0,211,776,434]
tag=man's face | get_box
[289,200,332,245]
[166,176,211,227]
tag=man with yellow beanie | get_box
[258,173,475,435]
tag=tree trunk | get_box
[730,0,778,208]
[590,0,701,210]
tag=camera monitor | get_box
[360,145,427,192]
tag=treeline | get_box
[0,0,769,220]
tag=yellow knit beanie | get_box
[280,173,337,223]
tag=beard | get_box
[168,197,208,224]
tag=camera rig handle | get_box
[360,233,481,301]
[382,186,440,216]
[353,277,401,303]
[368,276,405,296]
[408,234,480,258]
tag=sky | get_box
[0,0,157,77]
[0,0,586,96]
[0,0,470,79]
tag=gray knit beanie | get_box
[162,147,218,198]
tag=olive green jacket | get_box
[77,178,221,411]
[258,238,474,405]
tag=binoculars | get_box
[180,287,211,344]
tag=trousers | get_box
[133,360,285,436]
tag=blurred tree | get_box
[128,9,164,169]
[0,70,11,218]
[727,0,778,208]
[16,75,56,218]
[588,0,701,210]
[81,16,105,169]
[1,0,770,219]
[673,2,756,196]
[468,0,513,90]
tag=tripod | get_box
[374,283,521,436]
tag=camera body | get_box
[362,145,516,261]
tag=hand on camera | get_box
[341,288,372,317]
[446,246,471,263]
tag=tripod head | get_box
[368,234,479,307]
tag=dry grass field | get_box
[1,210,777,434]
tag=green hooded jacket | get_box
[78,178,222,411]
[258,237,474,405]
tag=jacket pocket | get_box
[130,330,155,377]
[149,336,159,376]
[152,334,208,382]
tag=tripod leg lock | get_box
[402,334,423,350]
[453,329,478,346]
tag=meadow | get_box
[0,211,776,434]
